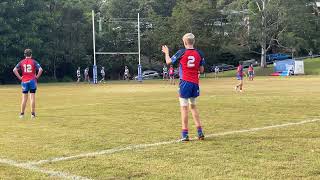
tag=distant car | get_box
[211,64,235,72]
[266,53,292,64]
[134,70,159,80]
[243,59,258,68]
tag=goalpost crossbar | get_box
[92,10,142,83]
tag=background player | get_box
[84,67,90,83]
[162,33,205,141]
[76,67,81,83]
[123,66,130,81]
[13,49,43,119]
[214,66,219,79]
[248,64,254,81]
[169,65,175,85]
[162,64,168,80]
[235,61,244,92]
[100,67,106,83]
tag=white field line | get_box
[28,118,320,166]
[0,158,91,180]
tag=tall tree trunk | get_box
[261,45,267,68]
[260,0,267,68]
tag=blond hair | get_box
[182,33,195,45]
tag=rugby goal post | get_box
[92,10,142,83]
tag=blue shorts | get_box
[179,80,200,98]
[21,79,37,94]
[249,72,254,76]
[237,75,243,80]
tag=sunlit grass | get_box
[1,76,320,179]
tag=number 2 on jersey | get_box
[23,64,32,73]
[187,56,195,68]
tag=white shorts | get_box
[179,97,196,107]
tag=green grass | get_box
[1,77,320,179]
[304,58,320,75]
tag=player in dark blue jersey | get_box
[162,33,205,141]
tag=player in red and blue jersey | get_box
[169,65,175,85]
[13,49,43,119]
[248,64,254,81]
[162,33,205,141]
[235,61,245,92]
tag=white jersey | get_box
[124,69,129,75]
[215,67,219,73]
[101,69,105,76]
[163,67,168,73]
[84,68,89,76]
[77,70,81,77]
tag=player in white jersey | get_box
[100,67,105,83]
[123,66,130,81]
[76,67,81,83]
[162,65,168,80]
[214,66,219,79]
[84,67,90,83]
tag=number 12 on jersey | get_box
[23,64,32,73]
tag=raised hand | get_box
[162,45,169,54]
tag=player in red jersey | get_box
[169,65,175,85]
[13,49,43,119]
[248,64,254,81]
[235,61,245,92]
[162,33,205,141]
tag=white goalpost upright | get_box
[92,10,142,84]
[92,10,98,84]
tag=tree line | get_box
[0,0,319,84]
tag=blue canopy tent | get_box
[273,59,295,76]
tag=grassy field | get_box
[1,76,320,179]
[304,58,320,75]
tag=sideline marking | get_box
[0,158,91,180]
[28,118,320,166]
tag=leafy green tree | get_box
[222,0,319,67]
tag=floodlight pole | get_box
[92,10,98,84]
[137,13,143,82]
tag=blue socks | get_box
[182,129,189,138]
[197,126,204,137]
[182,127,204,139]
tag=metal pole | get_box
[92,10,96,66]
[137,13,142,82]
[138,13,141,66]
[92,10,97,84]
